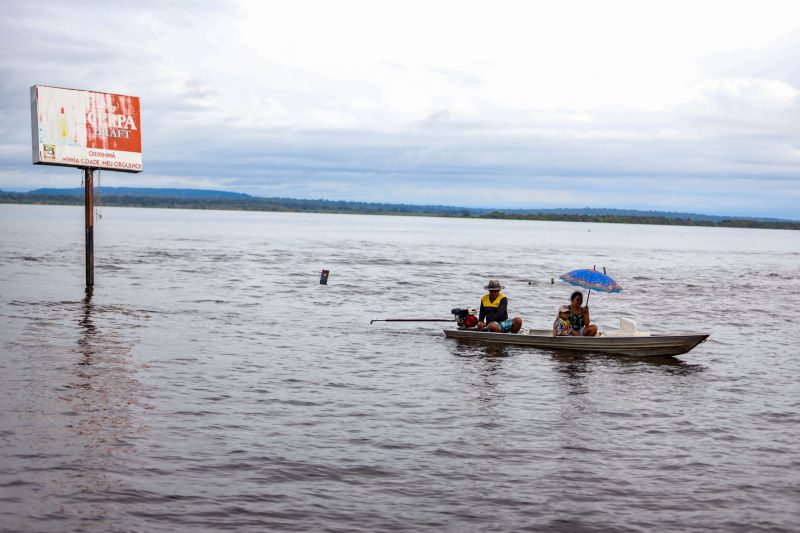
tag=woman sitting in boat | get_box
[553,305,579,336]
[477,279,523,333]
[565,291,598,336]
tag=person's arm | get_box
[479,302,486,324]
[496,297,508,322]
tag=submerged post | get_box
[84,167,94,288]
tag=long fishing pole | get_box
[370,318,454,325]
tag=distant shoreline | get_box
[1,191,798,231]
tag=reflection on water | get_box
[446,341,514,414]
[7,291,146,530]
[64,289,143,531]
[551,351,706,398]
[552,350,705,369]
[67,290,140,447]
[77,288,96,358]
[552,353,591,395]
[449,340,511,359]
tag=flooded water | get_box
[1,204,799,531]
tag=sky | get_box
[1,0,799,218]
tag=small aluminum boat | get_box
[443,318,709,357]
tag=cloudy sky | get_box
[1,1,799,218]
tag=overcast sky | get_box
[1,1,799,217]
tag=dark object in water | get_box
[320,269,330,285]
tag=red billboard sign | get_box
[31,85,143,173]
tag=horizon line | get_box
[3,185,798,223]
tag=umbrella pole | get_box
[586,289,591,306]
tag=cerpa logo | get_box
[43,144,56,160]
[87,110,138,140]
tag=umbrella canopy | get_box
[560,268,622,293]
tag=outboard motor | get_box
[451,307,479,329]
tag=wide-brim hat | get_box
[558,305,571,314]
[484,279,504,291]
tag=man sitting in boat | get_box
[566,291,598,336]
[477,279,523,333]
[553,305,580,336]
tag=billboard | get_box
[31,85,142,173]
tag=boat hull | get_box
[443,329,709,357]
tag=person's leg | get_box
[511,317,523,333]
[487,322,501,332]
[499,319,516,333]
[583,324,598,336]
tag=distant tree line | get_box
[477,211,800,230]
[1,191,798,230]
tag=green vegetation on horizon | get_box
[1,190,798,230]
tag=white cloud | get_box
[230,0,800,119]
[305,109,357,129]
[1,0,800,218]
[691,77,799,111]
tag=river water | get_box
[1,204,798,532]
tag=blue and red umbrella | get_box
[560,266,622,304]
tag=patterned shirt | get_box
[553,317,573,336]
[568,308,586,330]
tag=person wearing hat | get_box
[553,305,579,336]
[477,279,523,333]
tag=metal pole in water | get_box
[84,167,94,288]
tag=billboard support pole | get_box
[84,167,94,288]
